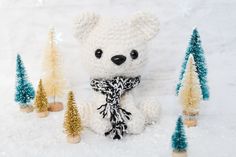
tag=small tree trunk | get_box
[53,95,56,105]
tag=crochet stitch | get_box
[91,76,140,139]
[74,11,161,139]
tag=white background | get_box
[0,0,235,157]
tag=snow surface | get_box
[0,0,236,157]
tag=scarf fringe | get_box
[91,76,140,139]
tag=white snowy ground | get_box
[0,0,236,157]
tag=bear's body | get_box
[74,12,161,139]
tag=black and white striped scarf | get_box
[90,76,140,139]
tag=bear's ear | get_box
[74,12,100,41]
[130,12,160,41]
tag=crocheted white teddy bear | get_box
[74,11,160,139]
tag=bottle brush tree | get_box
[179,54,201,114]
[35,79,49,118]
[42,27,65,111]
[176,28,209,100]
[64,91,82,143]
[171,116,188,156]
[15,54,35,112]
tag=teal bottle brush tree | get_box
[176,28,209,100]
[171,116,188,157]
[15,54,35,113]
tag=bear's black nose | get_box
[111,55,126,65]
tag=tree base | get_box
[48,102,64,112]
[172,151,187,157]
[183,111,198,127]
[183,110,199,116]
[20,105,34,113]
[37,111,49,118]
[67,135,80,144]
[184,119,197,127]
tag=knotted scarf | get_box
[90,76,140,139]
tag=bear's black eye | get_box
[95,49,103,59]
[130,49,138,60]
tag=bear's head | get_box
[74,12,159,79]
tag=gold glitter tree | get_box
[179,54,201,127]
[42,27,65,112]
[35,79,49,118]
[64,91,82,143]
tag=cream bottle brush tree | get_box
[42,27,66,112]
[179,54,202,127]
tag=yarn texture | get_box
[74,11,161,139]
